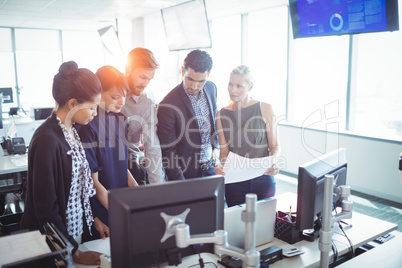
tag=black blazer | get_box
[157,81,218,180]
[21,113,79,252]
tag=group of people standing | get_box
[20,47,280,265]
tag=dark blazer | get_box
[157,81,218,180]
[21,113,79,252]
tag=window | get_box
[354,30,402,140]
[248,6,288,119]
[208,15,242,109]
[62,31,105,73]
[15,29,62,108]
[291,35,349,131]
[0,28,16,110]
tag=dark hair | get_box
[53,61,102,107]
[125,47,159,75]
[184,50,213,73]
[96,65,129,94]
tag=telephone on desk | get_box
[5,137,27,155]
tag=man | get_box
[157,49,218,180]
[122,47,165,184]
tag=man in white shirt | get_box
[122,47,165,184]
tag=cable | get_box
[338,222,354,258]
[331,241,338,267]
[188,244,217,268]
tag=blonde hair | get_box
[231,65,253,86]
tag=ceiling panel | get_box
[0,0,288,31]
[0,0,187,30]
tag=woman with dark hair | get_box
[21,61,105,265]
[79,65,138,241]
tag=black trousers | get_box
[225,175,276,207]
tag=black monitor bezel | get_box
[289,0,400,39]
[108,175,225,268]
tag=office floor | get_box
[275,174,402,233]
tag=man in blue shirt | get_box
[157,50,218,180]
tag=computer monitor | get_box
[0,87,14,103]
[33,107,54,120]
[0,95,2,129]
[296,148,347,240]
[108,175,225,268]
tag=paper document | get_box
[10,154,28,166]
[83,237,111,256]
[223,152,274,184]
[0,230,52,266]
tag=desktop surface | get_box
[337,231,402,268]
[0,154,28,175]
[77,194,398,268]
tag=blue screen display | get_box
[293,0,394,38]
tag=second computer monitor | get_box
[296,148,348,238]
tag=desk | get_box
[159,211,398,268]
[337,231,402,268]
[0,154,28,214]
[2,117,42,145]
[77,200,398,268]
[0,154,28,175]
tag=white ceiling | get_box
[0,0,288,31]
[0,0,189,30]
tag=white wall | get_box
[279,124,402,203]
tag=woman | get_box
[21,61,106,265]
[215,65,280,207]
[78,65,138,241]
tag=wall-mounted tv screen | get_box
[289,0,399,39]
[161,0,212,51]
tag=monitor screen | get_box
[289,0,399,39]
[33,107,54,120]
[0,87,13,103]
[108,175,225,268]
[0,96,2,129]
[296,148,347,240]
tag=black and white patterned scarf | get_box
[56,116,96,238]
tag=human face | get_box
[72,94,101,125]
[182,67,209,98]
[100,87,127,113]
[126,67,155,96]
[228,74,252,103]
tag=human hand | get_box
[214,165,225,175]
[264,163,279,176]
[72,249,102,265]
[94,217,110,239]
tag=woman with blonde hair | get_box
[215,65,280,207]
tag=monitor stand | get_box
[319,175,353,268]
[163,194,261,268]
[301,218,322,242]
